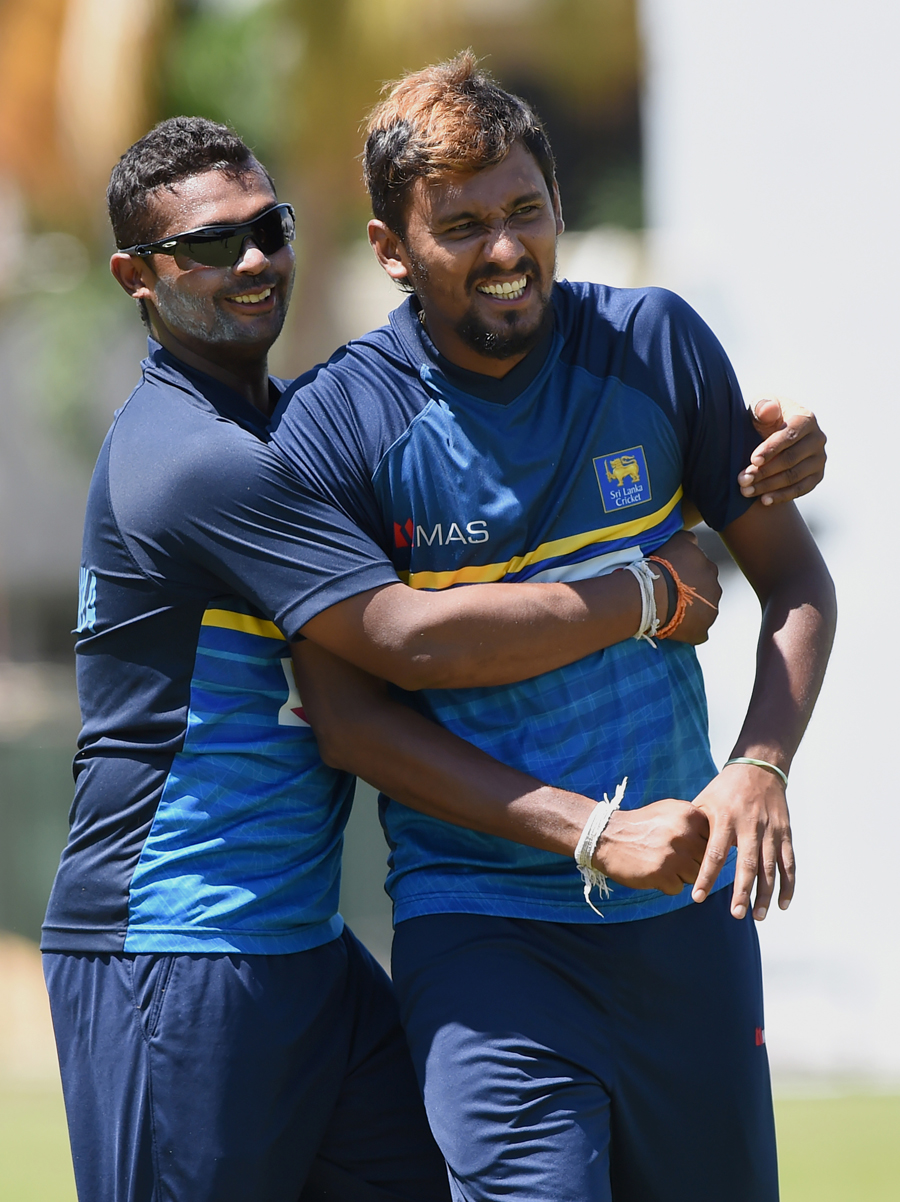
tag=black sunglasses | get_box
[120,202,295,268]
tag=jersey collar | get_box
[389,291,562,406]
[143,338,287,438]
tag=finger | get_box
[743,433,815,479]
[777,832,796,910]
[750,435,826,479]
[752,831,778,921]
[748,426,813,469]
[750,397,784,430]
[674,827,710,887]
[740,460,823,502]
[728,820,765,920]
[755,475,821,506]
[691,816,734,904]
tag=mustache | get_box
[466,257,541,293]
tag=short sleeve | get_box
[108,418,400,638]
[627,289,758,531]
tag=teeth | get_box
[231,287,272,304]
[477,277,527,299]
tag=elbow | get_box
[307,712,361,773]
[364,623,469,690]
[312,728,352,772]
[375,645,476,691]
[361,590,480,690]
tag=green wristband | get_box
[723,757,788,790]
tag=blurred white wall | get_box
[641,0,900,1083]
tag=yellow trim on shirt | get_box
[402,487,683,591]
[201,609,284,641]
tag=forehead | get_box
[147,167,276,237]
[411,142,550,224]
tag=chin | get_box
[457,304,547,360]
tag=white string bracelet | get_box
[574,776,628,916]
[625,560,660,646]
[723,757,789,790]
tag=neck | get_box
[152,323,272,415]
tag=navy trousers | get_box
[45,927,450,1202]
[392,888,778,1202]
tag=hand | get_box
[595,799,709,894]
[738,397,827,506]
[652,530,722,644]
[690,762,795,920]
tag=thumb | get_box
[751,397,784,432]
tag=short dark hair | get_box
[363,50,556,237]
[107,116,274,250]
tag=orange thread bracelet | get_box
[647,555,718,639]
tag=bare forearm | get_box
[300,529,719,691]
[331,696,592,854]
[301,570,645,690]
[296,642,713,895]
[294,642,593,854]
[724,521,836,771]
[691,502,836,919]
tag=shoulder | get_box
[283,319,420,415]
[555,279,704,340]
[272,318,426,478]
[106,372,284,537]
[554,280,729,388]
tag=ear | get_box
[551,181,565,236]
[368,219,411,284]
[110,252,156,301]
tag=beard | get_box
[453,304,549,360]
[408,249,554,361]
[153,271,291,348]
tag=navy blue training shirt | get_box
[42,342,399,954]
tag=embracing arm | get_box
[293,640,709,892]
[681,397,829,528]
[689,500,837,920]
[300,529,721,691]
[738,397,827,506]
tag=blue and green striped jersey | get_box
[43,344,399,953]
[272,282,757,925]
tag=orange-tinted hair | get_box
[363,50,556,235]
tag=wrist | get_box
[723,755,789,789]
[651,564,669,626]
[592,808,624,872]
[574,778,628,914]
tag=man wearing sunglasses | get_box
[42,116,827,1202]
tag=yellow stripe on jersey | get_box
[201,609,284,641]
[402,487,683,591]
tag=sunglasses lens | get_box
[168,206,295,268]
[252,207,296,256]
[175,235,243,268]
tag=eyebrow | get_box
[434,190,547,227]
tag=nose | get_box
[234,239,268,274]
[482,220,524,266]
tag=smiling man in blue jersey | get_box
[42,112,828,1202]
[267,54,838,1202]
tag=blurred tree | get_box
[0,0,168,235]
[159,0,304,177]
